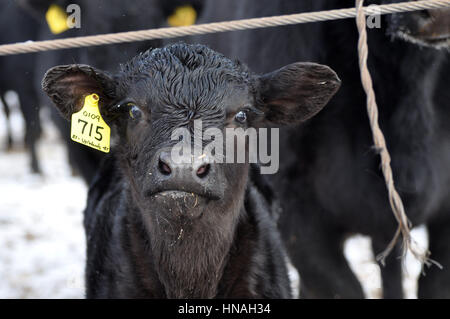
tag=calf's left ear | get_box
[42,64,116,121]
[255,62,341,125]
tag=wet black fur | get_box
[83,156,291,298]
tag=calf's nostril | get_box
[158,158,172,176]
[196,164,210,179]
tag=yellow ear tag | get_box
[46,4,69,34]
[167,5,197,27]
[71,94,111,153]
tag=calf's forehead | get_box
[116,44,253,121]
[121,70,252,127]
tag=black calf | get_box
[42,43,340,298]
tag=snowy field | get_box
[0,92,428,299]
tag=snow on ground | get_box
[344,227,428,299]
[0,93,86,298]
[0,91,427,298]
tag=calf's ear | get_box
[255,62,341,125]
[42,64,116,120]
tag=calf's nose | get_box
[153,150,219,198]
[158,151,211,179]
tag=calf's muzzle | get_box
[147,149,224,200]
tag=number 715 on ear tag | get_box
[71,94,111,153]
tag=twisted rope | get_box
[0,0,449,55]
[355,0,442,268]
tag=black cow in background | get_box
[19,0,203,183]
[186,0,450,298]
[0,1,41,173]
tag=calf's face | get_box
[42,44,340,224]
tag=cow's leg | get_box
[1,94,13,150]
[371,238,403,299]
[281,212,364,299]
[17,92,41,174]
[418,218,450,298]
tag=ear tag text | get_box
[46,4,69,34]
[167,5,197,27]
[71,94,111,153]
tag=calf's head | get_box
[43,44,339,223]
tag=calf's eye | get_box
[129,105,142,120]
[235,110,247,123]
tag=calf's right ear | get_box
[255,62,341,126]
[42,64,116,120]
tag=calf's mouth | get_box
[149,190,213,219]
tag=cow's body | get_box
[0,2,41,172]
[188,0,450,298]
